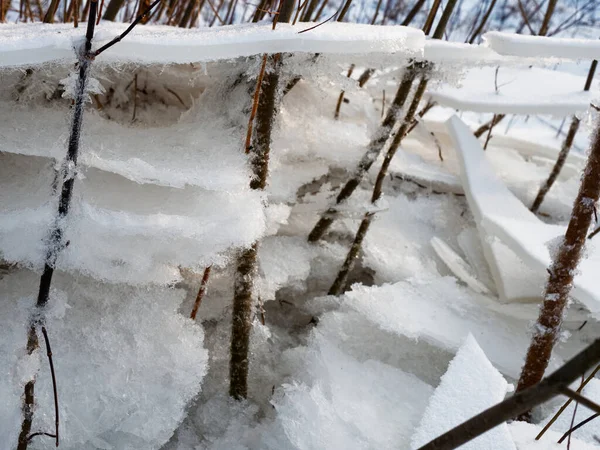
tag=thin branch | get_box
[41,327,59,447]
[190,266,212,320]
[559,387,600,416]
[558,412,600,444]
[246,54,269,153]
[93,0,162,57]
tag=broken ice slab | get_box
[446,115,600,317]
[411,335,516,450]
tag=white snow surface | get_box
[0,22,424,67]
[411,334,515,450]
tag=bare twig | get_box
[41,326,59,448]
[93,0,162,56]
[246,54,269,153]
[558,412,600,444]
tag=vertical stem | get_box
[229,0,295,400]
[17,5,97,449]
[538,0,557,36]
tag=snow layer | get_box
[0,102,251,190]
[411,335,515,450]
[265,322,434,449]
[0,269,207,450]
[0,22,424,67]
[429,66,597,115]
[484,31,600,60]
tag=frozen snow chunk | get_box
[257,236,312,301]
[0,101,252,191]
[342,277,545,378]
[411,335,516,450]
[266,331,433,449]
[446,115,546,303]
[0,270,208,450]
[0,153,266,284]
[363,194,466,283]
[510,421,600,450]
[447,115,600,315]
[431,236,491,294]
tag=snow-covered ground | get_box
[2,20,600,450]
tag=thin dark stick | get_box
[558,412,600,443]
[560,387,600,416]
[565,376,582,450]
[93,0,161,56]
[536,364,600,439]
[27,432,57,442]
[41,327,59,447]
[416,338,600,450]
[190,266,212,320]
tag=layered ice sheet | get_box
[0,102,250,190]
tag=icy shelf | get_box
[428,66,597,115]
[0,22,424,67]
[0,153,265,284]
[446,115,548,303]
[0,103,251,190]
[484,31,600,60]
